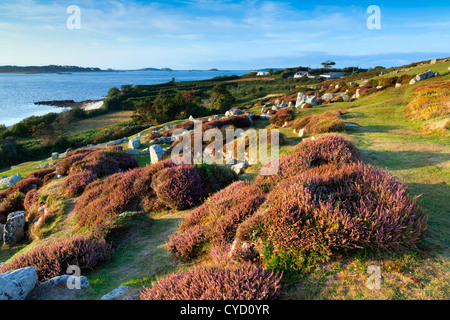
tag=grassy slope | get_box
[1,61,449,300]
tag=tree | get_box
[321,60,336,69]
[210,84,235,113]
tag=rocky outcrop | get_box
[0,267,38,300]
[3,211,26,245]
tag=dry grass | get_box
[68,111,134,133]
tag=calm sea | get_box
[0,70,248,127]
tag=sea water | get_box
[0,70,248,127]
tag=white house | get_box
[320,72,343,79]
[256,71,269,76]
[293,71,310,78]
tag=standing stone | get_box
[355,89,361,99]
[279,101,287,109]
[430,58,437,64]
[128,138,141,150]
[149,145,166,164]
[3,211,26,245]
[189,115,195,121]
[295,92,307,108]
[288,101,295,108]
[0,267,38,300]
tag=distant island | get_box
[0,65,104,74]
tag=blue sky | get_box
[0,0,449,70]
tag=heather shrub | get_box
[75,168,142,232]
[194,163,238,198]
[228,115,252,128]
[255,134,361,191]
[169,181,266,261]
[0,236,112,283]
[168,225,206,261]
[133,159,176,197]
[23,189,39,211]
[140,264,282,300]
[256,162,427,258]
[62,170,98,197]
[291,111,345,135]
[270,108,292,127]
[152,165,204,210]
[25,168,55,181]
[0,192,25,224]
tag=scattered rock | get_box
[165,125,173,131]
[279,101,287,108]
[321,93,334,101]
[128,138,141,150]
[125,149,140,155]
[3,211,26,245]
[359,79,369,87]
[149,145,166,164]
[0,267,37,300]
[51,152,59,160]
[0,174,22,189]
[189,115,195,121]
[231,162,247,175]
[288,101,295,108]
[295,92,307,108]
[395,83,402,88]
[410,70,434,85]
[100,285,135,300]
[430,58,437,64]
[27,275,89,300]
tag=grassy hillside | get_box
[0,59,449,300]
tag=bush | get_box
[75,168,142,231]
[259,162,427,257]
[140,264,282,300]
[152,165,204,210]
[169,181,266,261]
[63,170,98,197]
[0,192,25,224]
[0,236,112,283]
[255,134,361,191]
[291,111,345,135]
[270,108,292,127]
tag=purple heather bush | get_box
[152,164,204,210]
[140,264,282,300]
[0,236,112,283]
[168,181,266,261]
[63,170,98,197]
[255,134,361,191]
[259,162,427,256]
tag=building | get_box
[320,72,343,79]
[256,71,269,76]
[293,71,310,78]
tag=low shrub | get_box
[75,168,142,231]
[140,264,282,300]
[255,134,361,191]
[0,236,112,283]
[0,192,25,224]
[291,111,345,135]
[169,181,266,261]
[257,162,428,257]
[62,170,98,197]
[152,165,204,210]
[270,108,293,127]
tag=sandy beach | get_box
[81,100,104,111]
